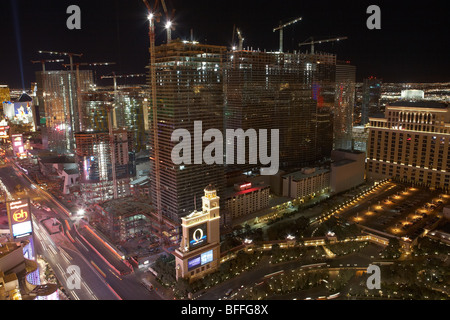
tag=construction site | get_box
[25,0,358,255]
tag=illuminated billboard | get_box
[11,134,24,155]
[187,250,214,271]
[7,199,33,239]
[188,223,207,250]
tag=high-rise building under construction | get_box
[75,129,136,204]
[35,70,94,153]
[148,41,227,222]
[148,40,353,222]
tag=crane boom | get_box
[273,16,302,53]
[38,50,83,71]
[31,59,64,72]
[299,36,348,54]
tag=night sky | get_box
[1,0,449,89]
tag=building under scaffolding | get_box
[80,86,148,153]
[148,40,227,223]
[35,70,94,154]
[90,197,180,245]
[148,39,355,224]
[75,129,136,204]
[225,50,338,171]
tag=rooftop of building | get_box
[388,100,448,109]
[38,155,75,164]
[333,149,365,155]
[0,242,21,259]
[332,158,356,167]
[283,167,330,181]
[224,184,270,199]
[130,176,150,186]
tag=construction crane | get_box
[273,16,302,53]
[38,50,83,71]
[160,0,175,44]
[31,59,64,72]
[142,0,163,243]
[62,62,116,83]
[299,36,348,54]
[236,28,245,51]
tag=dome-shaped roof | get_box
[204,184,215,191]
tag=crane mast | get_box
[236,28,244,51]
[142,0,163,241]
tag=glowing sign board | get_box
[7,199,33,239]
[188,223,207,250]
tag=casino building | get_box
[174,185,221,282]
[367,90,450,189]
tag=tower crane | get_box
[160,0,175,44]
[38,50,83,71]
[31,59,64,72]
[236,28,245,51]
[273,16,302,53]
[298,36,348,54]
[142,0,163,242]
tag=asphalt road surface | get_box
[0,163,161,300]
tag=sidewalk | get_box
[141,272,176,300]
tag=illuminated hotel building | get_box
[224,183,270,222]
[367,90,450,189]
[174,185,221,282]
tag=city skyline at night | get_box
[0,0,449,307]
[1,0,450,89]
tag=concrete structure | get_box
[224,182,270,223]
[330,149,366,194]
[174,185,221,282]
[0,241,57,300]
[35,70,94,153]
[282,167,330,199]
[366,91,450,189]
[352,125,369,153]
[80,86,148,153]
[148,41,227,223]
[91,197,179,245]
[75,129,136,204]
